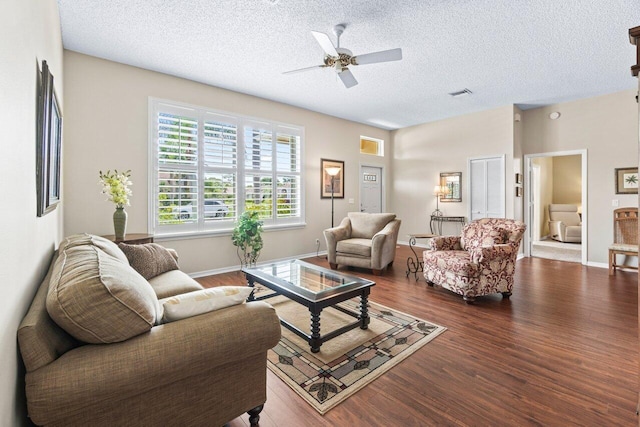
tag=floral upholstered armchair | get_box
[423,218,526,303]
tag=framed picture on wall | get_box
[615,167,638,194]
[321,159,344,199]
[36,60,62,217]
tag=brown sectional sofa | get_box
[18,234,281,426]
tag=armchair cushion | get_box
[348,212,396,239]
[336,238,372,257]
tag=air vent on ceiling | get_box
[449,88,473,97]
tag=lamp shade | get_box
[325,167,341,176]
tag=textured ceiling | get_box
[57,0,640,130]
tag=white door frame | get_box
[359,163,386,213]
[523,149,588,265]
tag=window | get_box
[150,99,304,236]
[360,136,384,156]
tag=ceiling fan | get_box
[283,24,403,88]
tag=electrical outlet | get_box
[315,238,320,245]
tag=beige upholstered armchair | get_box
[548,204,582,243]
[423,218,526,303]
[324,212,401,275]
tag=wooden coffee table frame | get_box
[243,261,375,353]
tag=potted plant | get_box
[232,210,264,267]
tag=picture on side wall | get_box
[36,60,62,217]
[615,167,638,194]
[321,159,345,199]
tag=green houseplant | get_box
[232,211,264,267]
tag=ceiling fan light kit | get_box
[284,24,403,88]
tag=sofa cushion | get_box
[348,212,396,239]
[160,286,252,323]
[59,233,129,264]
[46,245,162,344]
[147,269,204,299]
[336,238,372,257]
[118,242,179,280]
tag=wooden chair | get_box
[608,207,638,275]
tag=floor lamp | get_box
[325,166,341,227]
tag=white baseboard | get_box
[189,251,327,278]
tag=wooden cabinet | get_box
[101,233,154,245]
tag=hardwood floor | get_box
[197,246,638,426]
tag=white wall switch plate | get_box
[348,198,354,204]
[612,199,619,207]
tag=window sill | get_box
[153,222,307,242]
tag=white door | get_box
[360,166,382,213]
[469,155,505,220]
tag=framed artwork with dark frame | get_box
[615,167,638,194]
[36,60,62,217]
[440,172,461,202]
[321,159,344,199]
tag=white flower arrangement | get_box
[99,169,132,208]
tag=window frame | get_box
[360,135,384,156]
[148,98,305,238]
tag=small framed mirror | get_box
[440,172,461,202]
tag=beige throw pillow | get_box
[46,245,162,344]
[118,243,179,280]
[161,287,252,323]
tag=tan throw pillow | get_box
[46,245,161,344]
[118,243,179,280]
[161,287,252,323]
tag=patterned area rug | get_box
[261,288,446,415]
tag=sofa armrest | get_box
[471,244,516,264]
[548,220,565,239]
[429,236,462,251]
[324,217,351,263]
[370,219,401,269]
[25,301,281,422]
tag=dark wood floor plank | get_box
[201,247,638,426]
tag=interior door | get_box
[360,166,382,213]
[469,155,505,220]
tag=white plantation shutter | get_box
[151,99,304,235]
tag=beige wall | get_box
[552,155,582,207]
[0,1,64,424]
[391,105,516,238]
[522,90,638,264]
[63,51,391,274]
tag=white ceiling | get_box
[56,0,640,130]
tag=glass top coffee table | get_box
[243,260,375,353]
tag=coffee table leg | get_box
[359,290,370,330]
[246,275,256,302]
[310,307,322,353]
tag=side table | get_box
[101,233,154,245]
[405,233,436,281]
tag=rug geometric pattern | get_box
[266,295,446,414]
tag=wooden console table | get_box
[430,215,466,235]
[101,233,154,245]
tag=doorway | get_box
[524,150,587,264]
[360,165,383,213]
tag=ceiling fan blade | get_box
[282,64,327,75]
[338,69,358,88]
[351,48,403,65]
[311,31,338,57]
